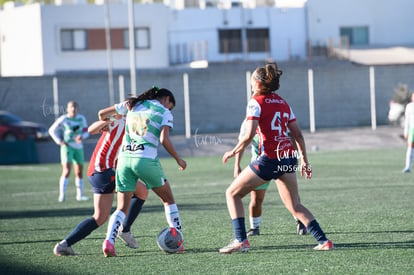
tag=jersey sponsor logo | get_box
[122,142,145,152]
[265,98,285,104]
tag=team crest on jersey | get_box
[129,113,150,136]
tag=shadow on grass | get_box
[0,202,226,220]
[327,230,414,234]
[333,240,414,249]
[258,240,414,251]
[0,259,54,275]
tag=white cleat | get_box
[219,239,250,254]
[118,230,139,249]
[313,240,334,251]
[54,243,75,256]
[76,196,90,201]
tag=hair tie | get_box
[153,85,159,93]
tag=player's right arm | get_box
[99,102,128,121]
[288,121,311,179]
[98,106,117,121]
[88,120,111,135]
[234,119,247,178]
[234,150,244,178]
[48,116,66,146]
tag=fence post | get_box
[246,71,251,104]
[52,76,59,120]
[183,73,191,139]
[308,69,316,133]
[118,75,125,102]
[370,66,377,130]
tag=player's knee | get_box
[93,214,108,226]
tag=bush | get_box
[391,83,411,104]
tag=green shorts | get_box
[408,128,414,143]
[255,181,270,190]
[60,145,84,165]
[116,156,167,192]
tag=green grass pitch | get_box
[0,148,413,274]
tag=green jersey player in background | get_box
[49,101,89,202]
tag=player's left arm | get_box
[160,125,187,171]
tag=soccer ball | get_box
[156,227,184,253]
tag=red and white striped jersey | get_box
[87,117,125,176]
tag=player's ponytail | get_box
[253,63,283,94]
[127,86,175,109]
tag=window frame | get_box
[218,29,242,53]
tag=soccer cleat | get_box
[102,240,117,257]
[76,196,90,201]
[246,227,260,236]
[402,168,411,173]
[118,231,139,249]
[219,239,250,254]
[296,220,307,235]
[53,243,75,256]
[58,195,65,202]
[313,240,334,251]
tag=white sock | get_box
[75,178,84,198]
[59,177,68,199]
[164,204,182,232]
[250,216,261,229]
[105,210,126,244]
[405,148,413,169]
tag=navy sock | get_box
[232,217,247,242]
[307,219,328,244]
[122,196,145,232]
[65,217,98,246]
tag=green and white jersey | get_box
[404,102,414,136]
[48,114,89,149]
[115,100,173,159]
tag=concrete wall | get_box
[2,61,414,135]
[2,60,414,163]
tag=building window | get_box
[219,29,242,53]
[61,28,150,51]
[123,27,151,49]
[340,26,369,46]
[246,28,269,52]
[61,29,86,51]
[87,28,125,50]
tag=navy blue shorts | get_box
[87,169,116,194]
[249,154,298,181]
